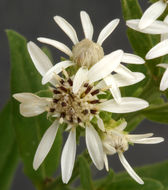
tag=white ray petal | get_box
[61,129,76,184]
[99,97,149,113]
[138,0,166,30]
[42,61,74,84]
[54,16,79,44]
[20,103,47,117]
[118,152,144,184]
[37,37,73,57]
[97,19,120,45]
[33,120,59,170]
[96,115,105,131]
[27,42,53,76]
[114,64,135,79]
[73,67,88,94]
[122,53,145,64]
[159,68,168,91]
[116,121,127,131]
[86,124,104,170]
[13,93,42,103]
[127,19,168,34]
[127,133,153,141]
[88,50,123,84]
[80,11,93,40]
[104,154,109,171]
[104,75,121,104]
[112,72,145,87]
[133,137,164,144]
[157,63,168,69]
[161,15,168,41]
[146,39,168,60]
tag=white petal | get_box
[114,64,135,79]
[159,68,168,91]
[118,152,144,184]
[133,137,164,144]
[112,72,145,87]
[73,67,88,94]
[96,115,105,131]
[88,50,123,84]
[127,19,168,34]
[27,42,53,76]
[42,61,74,84]
[161,15,168,41]
[127,133,153,141]
[85,124,104,170]
[61,129,76,184]
[138,0,166,30]
[103,142,116,154]
[13,93,42,103]
[54,16,79,44]
[157,63,168,69]
[104,154,109,171]
[116,121,127,131]
[20,103,46,117]
[80,11,93,40]
[99,97,149,113]
[146,39,168,60]
[37,37,72,57]
[33,120,59,170]
[97,19,120,45]
[122,53,145,64]
[104,75,121,104]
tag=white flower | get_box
[138,0,167,30]
[101,121,164,184]
[13,67,149,183]
[36,10,145,103]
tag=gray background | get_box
[0,0,168,189]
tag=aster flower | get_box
[101,121,164,184]
[36,10,146,103]
[13,66,149,183]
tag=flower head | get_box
[101,121,164,184]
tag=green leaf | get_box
[142,103,168,124]
[0,101,19,190]
[79,156,94,190]
[105,178,163,190]
[7,30,62,187]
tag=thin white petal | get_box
[114,65,135,79]
[37,37,72,57]
[160,68,168,91]
[86,124,104,170]
[157,63,168,69]
[99,97,149,113]
[118,152,144,184]
[13,93,41,103]
[33,120,59,170]
[146,39,168,60]
[127,133,153,141]
[54,16,79,44]
[27,42,53,76]
[88,50,123,84]
[42,61,74,84]
[104,75,121,104]
[132,137,164,144]
[122,53,145,64]
[127,19,168,34]
[96,115,105,131]
[112,72,145,87]
[104,154,109,171]
[138,0,166,30]
[116,121,127,131]
[97,19,120,45]
[73,67,88,94]
[80,11,93,40]
[161,15,168,41]
[61,129,76,184]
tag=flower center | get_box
[72,39,104,68]
[48,77,101,126]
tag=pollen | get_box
[72,39,104,68]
